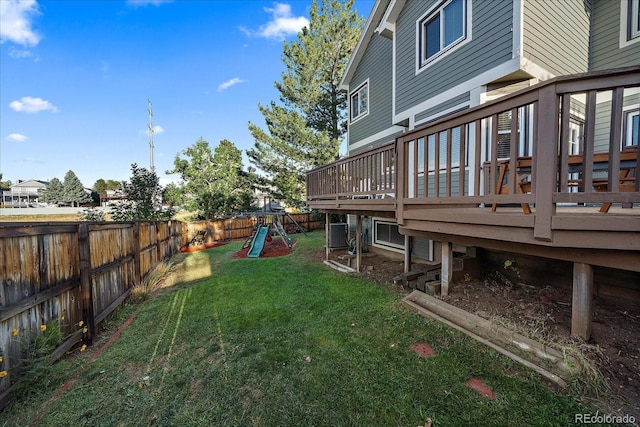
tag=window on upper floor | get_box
[630,0,640,40]
[418,0,468,68]
[350,81,369,122]
[621,0,640,47]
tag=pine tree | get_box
[248,0,362,208]
[62,170,92,207]
[111,164,174,222]
[42,177,64,205]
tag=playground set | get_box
[242,212,307,258]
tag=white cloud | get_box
[217,78,245,92]
[8,46,38,60]
[127,0,173,7]
[0,0,42,46]
[250,2,309,40]
[9,96,59,113]
[6,133,28,142]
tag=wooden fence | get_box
[181,213,326,243]
[0,220,181,407]
[0,213,324,407]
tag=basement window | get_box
[373,219,404,251]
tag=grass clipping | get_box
[488,314,610,398]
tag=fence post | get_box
[133,222,141,288]
[78,223,95,344]
[172,221,179,254]
[156,221,162,262]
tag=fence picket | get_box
[0,214,324,407]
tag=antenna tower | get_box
[148,99,155,173]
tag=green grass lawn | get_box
[2,232,602,426]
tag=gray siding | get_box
[395,0,513,114]
[421,170,468,197]
[590,0,640,70]
[349,133,401,156]
[593,93,640,152]
[348,33,394,147]
[522,0,591,76]
[415,92,470,122]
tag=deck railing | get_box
[307,142,396,200]
[307,67,640,241]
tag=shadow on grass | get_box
[0,232,603,427]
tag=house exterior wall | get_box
[593,92,640,152]
[590,0,640,70]
[347,33,404,155]
[522,0,591,76]
[414,92,470,124]
[394,0,514,119]
[331,0,638,267]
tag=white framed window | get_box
[620,0,640,47]
[350,81,369,123]
[482,106,533,162]
[624,109,639,148]
[417,0,469,69]
[630,0,640,39]
[372,218,404,252]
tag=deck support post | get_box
[441,241,453,296]
[325,213,330,261]
[404,235,411,273]
[356,215,362,273]
[571,262,594,340]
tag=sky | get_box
[0,0,375,188]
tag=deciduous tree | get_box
[0,173,11,188]
[167,138,256,218]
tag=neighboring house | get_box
[307,0,639,339]
[252,188,287,212]
[1,180,49,207]
[101,189,127,206]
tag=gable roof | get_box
[340,0,406,90]
[11,179,49,188]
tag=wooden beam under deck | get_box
[401,227,640,273]
[398,205,640,253]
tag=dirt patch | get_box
[465,377,497,400]
[233,237,294,259]
[444,275,640,419]
[307,247,640,420]
[410,342,436,358]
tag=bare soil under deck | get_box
[309,248,640,421]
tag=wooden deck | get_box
[307,67,640,273]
